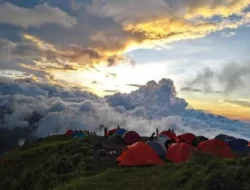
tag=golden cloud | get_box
[86,0,250,52]
[22,34,131,72]
[16,1,250,90]
[185,0,250,18]
[123,10,250,45]
[21,1,250,75]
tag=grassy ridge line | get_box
[56,155,250,190]
[1,135,250,190]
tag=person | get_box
[104,127,108,136]
[149,132,156,140]
[117,125,120,130]
[171,129,174,134]
[156,128,159,136]
[94,142,106,161]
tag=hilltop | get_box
[1,135,250,190]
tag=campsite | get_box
[1,126,250,190]
[1,1,250,190]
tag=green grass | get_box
[56,154,250,190]
[1,135,250,190]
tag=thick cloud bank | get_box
[0,77,250,144]
[182,62,250,95]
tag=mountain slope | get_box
[1,135,250,190]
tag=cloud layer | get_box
[0,77,249,142]
[0,3,77,28]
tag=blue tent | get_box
[147,140,166,158]
[116,128,127,137]
[73,131,86,139]
[228,138,248,152]
[215,134,235,143]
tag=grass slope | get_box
[1,135,250,190]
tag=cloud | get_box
[223,100,250,108]
[0,3,77,28]
[0,1,250,86]
[105,73,117,78]
[180,87,221,94]
[126,84,142,88]
[0,77,250,143]
[221,31,236,38]
[0,34,130,84]
[181,87,202,93]
[87,0,250,45]
[87,0,249,23]
[106,78,188,117]
[184,61,250,95]
[104,90,119,93]
[92,81,102,85]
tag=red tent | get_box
[107,129,117,136]
[197,139,235,158]
[160,131,177,141]
[177,133,196,144]
[65,129,74,136]
[248,142,250,147]
[123,131,142,145]
[117,142,164,166]
[166,143,195,163]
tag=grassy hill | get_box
[1,135,250,190]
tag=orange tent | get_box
[166,143,195,163]
[248,142,250,147]
[117,142,164,166]
[197,139,235,158]
[177,133,196,144]
[160,131,177,141]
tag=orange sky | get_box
[186,98,250,121]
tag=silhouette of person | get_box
[149,132,156,140]
[156,128,159,136]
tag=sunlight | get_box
[52,62,169,96]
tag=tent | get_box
[123,131,142,145]
[160,131,176,141]
[215,134,235,143]
[228,138,249,152]
[166,143,195,163]
[107,129,117,136]
[157,134,170,142]
[108,134,125,145]
[83,130,89,137]
[116,128,127,137]
[177,133,196,144]
[197,139,235,158]
[192,136,208,147]
[73,131,86,139]
[155,136,168,151]
[65,129,74,136]
[147,140,166,158]
[117,142,164,166]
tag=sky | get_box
[0,0,250,121]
